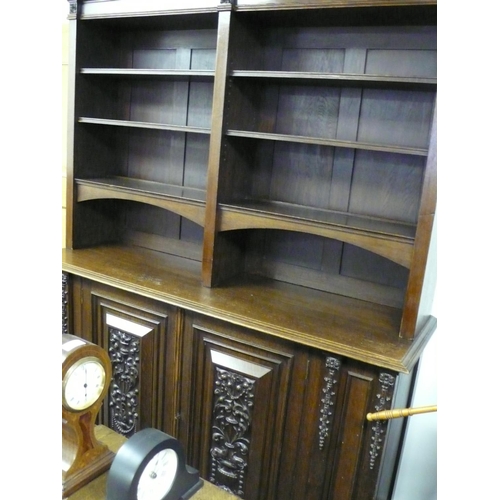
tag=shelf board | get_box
[76,176,206,226]
[230,70,436,88]
[80,68,215,79]
[62,245,435,373]
[225,129,428,157]
[78,117,211,135]
[219,200,415,268]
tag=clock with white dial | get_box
[62,334,114,497]
[137,447,178,500]
[107,428,203,500]
[63,356,107,411]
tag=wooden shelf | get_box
[76,177,206,226]
[219,200,415,268]
[78,117,211,135]
[230,70,437,89]
[81,68,215,79]
[225,129,428,156]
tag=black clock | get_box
[106,428,203,500]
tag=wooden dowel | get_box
[366,405,437,421]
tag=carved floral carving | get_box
[369,372,395,469]
[62,272,69,335]
[318,356,341,450]
[108,328,140,437]
[210,367,255,497]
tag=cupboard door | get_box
[79,281,180,438]
[180,313,305,500]
[278,350,409,500]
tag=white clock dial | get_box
[63,356,106,411]
[137,448,178,500]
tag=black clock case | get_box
[106,428,203,500]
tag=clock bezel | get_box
[62,355,107,412]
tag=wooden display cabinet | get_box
[63,1,437,499]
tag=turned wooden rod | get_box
[366,405,437,421]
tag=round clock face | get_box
[62,356,106,411]
[137,448,178,500]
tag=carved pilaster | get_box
[369,372,395,469]
[318,355,341,450]
[62,272,69,335]
[67,0,77,19]
[210,367,255,497]
[108,328,140,437]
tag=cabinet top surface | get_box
[63,247,435,373]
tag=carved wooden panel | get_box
[318,355,342,450]
[89,288,179,437]
[62,272,69,335]
[180,313,297,500]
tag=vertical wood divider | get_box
[400,103,437,339]
[202,6,233,287]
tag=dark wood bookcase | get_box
[63,1,437,498]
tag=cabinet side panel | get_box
[375,368,417,500]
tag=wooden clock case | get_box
[62,334,114,497]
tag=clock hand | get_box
[84,365,88,400]
[150,453,162,479]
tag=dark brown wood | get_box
[179,313,301,499]
[202,9,233,286]
[63,246,434,373]
[76,282,181,437]
[64,276,424,499]
[202,9,436,334]
[400,104,437,338]
[63,2,437,499]
[66,4,436,338]
[70,15,217,261]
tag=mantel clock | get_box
[62,334,114,497]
